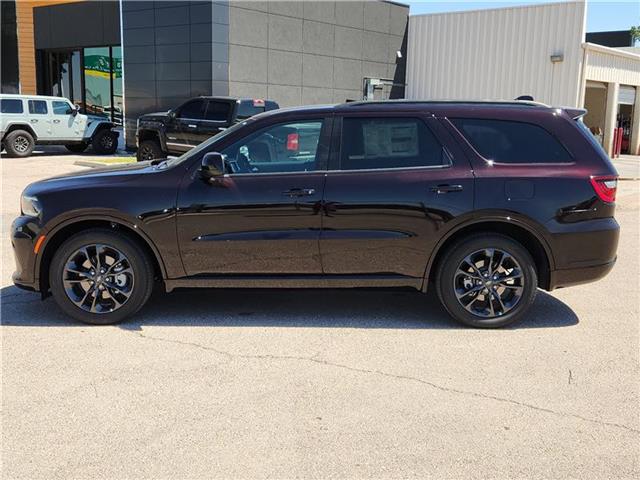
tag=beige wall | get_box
[583,83,607,134]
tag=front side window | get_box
[52,101,73,115]
[451,118,573,164]
[221,120,325,174]
[204,101,231,122]
[28,100,48,114]
[178,100,205,120]
[1,99,23,114]
[340,117,445,170]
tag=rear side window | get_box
[340,117,445,170]
[235,101,264,120]
[28,100,48,114]
[452,118,572,163]
[1,99,23,113]
[204,101,231,121]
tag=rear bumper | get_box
[546,217,619,290]
[549,258,616,290]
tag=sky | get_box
[407,1,640,33]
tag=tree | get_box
[631,26,640,45]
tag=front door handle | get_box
[282,188,316,197]
[187,124,197,128]
[430,184,463,194]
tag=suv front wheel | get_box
[49,229,155,325]
[436,234,538,328]
[137,139,163,161]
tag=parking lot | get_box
[1,155,638,479]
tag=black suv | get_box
[12,101,619,328]
[136,96,278,161]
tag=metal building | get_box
[406,1,640,156]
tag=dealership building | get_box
[406,1,640,156]
[1,0,409,147]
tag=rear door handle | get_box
[430,184,463,194]
[52,119,61,124]
[282,188,315,197]
[30,119,38,123]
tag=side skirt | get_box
[164,274,423,292]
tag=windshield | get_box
[165,119,254,167]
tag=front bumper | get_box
[11,215,40,291]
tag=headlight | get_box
[20,194,41,217]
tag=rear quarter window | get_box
[1,99,24,114]
[451,118,573,164]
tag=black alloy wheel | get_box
[436,234,537,328]
[50,229,155,324]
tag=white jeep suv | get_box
[1,94,119,158]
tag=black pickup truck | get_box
[135,96,279,161]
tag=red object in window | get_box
[287,133,299,151]
[253,99,265,107]
[590,175,618,203]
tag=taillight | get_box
[590,175,618,203]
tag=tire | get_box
[4,129,35,158]
[436,234,538,328]
[49,228,155,325]
[136,139,164,162]
[65,142,89,153]
[91,129,118,155]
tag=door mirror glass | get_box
[201,152,225,179]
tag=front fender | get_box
[35,209,171,284]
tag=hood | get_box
[139,111,171,121]
[24,161,158,196]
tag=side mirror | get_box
[201,152,225,179]
[69,105,79,116]
[168,110,176,120]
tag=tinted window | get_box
[235,101,264,120]
[28,100,48,114]
[340,117,445,170]
[52,101,72,115]
[1,99,23,113]
[178,100,205,120]
[221,120,324,174]
[452,118,572,163]
[204,101,231,121]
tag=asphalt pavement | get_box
[1,155,638,479]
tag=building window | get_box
[38,46,123,125]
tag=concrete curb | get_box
[74,159,136,168]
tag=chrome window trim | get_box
[221,163,452,178]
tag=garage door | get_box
[619,86,636,105]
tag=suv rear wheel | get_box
[137,139,163,161]
[49,229,154,325]
[92,130,118,155]
[436,234,537,328]
[4,129,35,158]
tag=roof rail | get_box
[339,99,550,108]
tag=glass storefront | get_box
[38,46,123,125]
